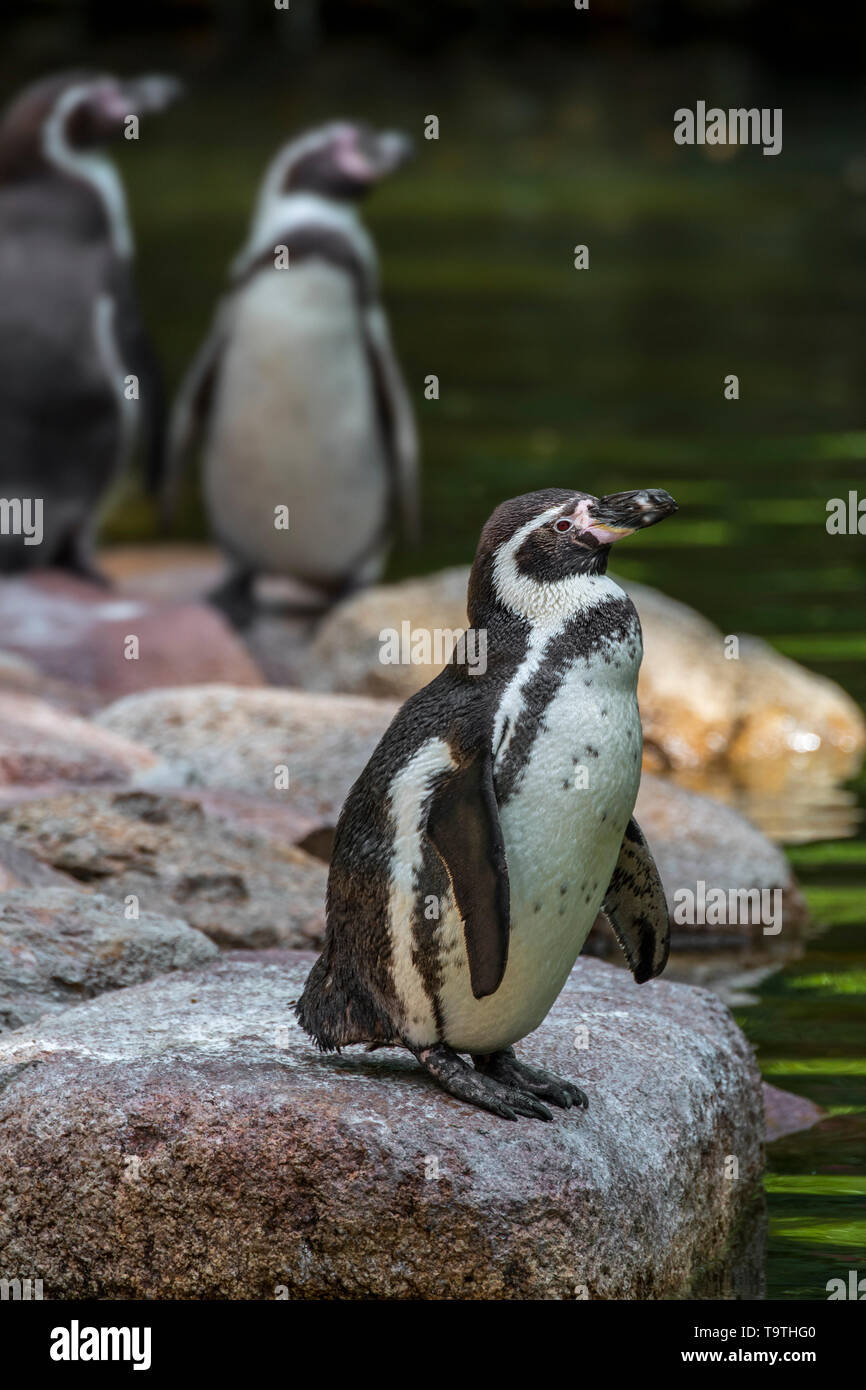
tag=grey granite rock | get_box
[0,952,765,1299]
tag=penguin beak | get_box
[572,489,678,545]
[375,130,414,174]
[118,74,185,117]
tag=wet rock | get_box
[0,952,765,1299]
[0,691,158,792]
[585,775,806,971]
[96,685,397,837]
[0,790,327,950]
[634,775,808,945]
[0,571,264,699]
[763,1083,825,1144]
[0,888,216,1031]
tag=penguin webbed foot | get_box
[473,1047,588,1111]
[412,1043,553,1122]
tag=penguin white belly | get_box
[437,649,643,1054]
[204,263,389,585]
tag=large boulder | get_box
[0,887,216,1031]
[0,790,327,950]
[0,571,264,699]
[0,952,765,1299]
[96,686,398,840]
[297,567,865,793]
[305,566,470,701]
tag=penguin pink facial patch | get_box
[335,135,376,181]
[569,500,635,545]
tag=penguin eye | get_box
[553,518,574,533]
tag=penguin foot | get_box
[472,1047,588,1110]
[208,569,256,628]
[412,1043,552,1121]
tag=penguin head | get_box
[469,487,677,623]
[274,122,414,202]
[0,71,182,182]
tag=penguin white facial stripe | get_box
[386,737,456,1043]
[42,83,133,258]
[254,123,351,216]
[492,507,624,625]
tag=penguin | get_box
[0,70,181,576]
[168,121,418,624]
[296,486,678,1120]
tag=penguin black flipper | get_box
[107,262,167,497]
[426,746,510,1000]
[601,816,669,983]
[165,303,229,520]
[364,304,420,544]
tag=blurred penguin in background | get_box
[0,71,182,577]
[169,121,418,625]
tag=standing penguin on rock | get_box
[297,486,678,1120]
[169,121,418,625]
[0,70,181,576]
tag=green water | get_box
[28,39,866,1298]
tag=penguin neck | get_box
[40,88,132,258]
[231,189,375,280]
[469,546,625,632]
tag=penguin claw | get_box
[411,1042,551,1122]
[472,1048,588,1112]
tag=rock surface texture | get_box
[0,691,158,792]
[0,953,765,1299]
[0,791,327,949]
[97,686,398,841]
[0,888,216,1031]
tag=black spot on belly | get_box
[585,745,599,758]
[560,882,568,895]
[534,902,541,913]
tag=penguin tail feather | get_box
[295,954,396,1052]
